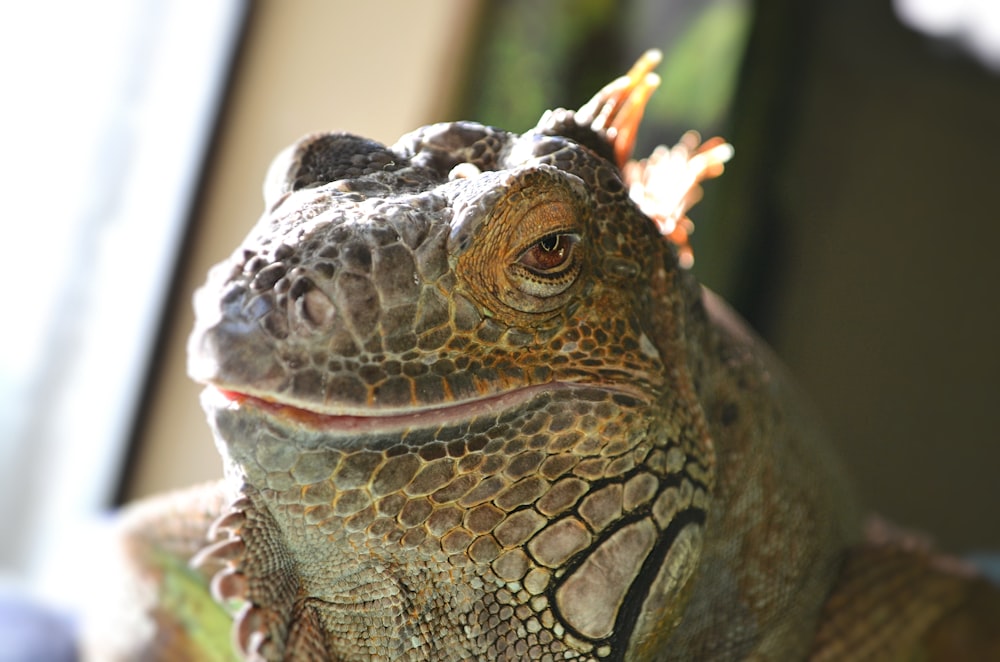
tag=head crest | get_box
[573,50,734,268]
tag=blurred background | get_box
[1,0,998,625]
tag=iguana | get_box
[87,51,1000,661]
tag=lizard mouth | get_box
[203,381,645,435]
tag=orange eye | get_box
[517,233,577,274]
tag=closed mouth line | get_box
[205,381,646,434]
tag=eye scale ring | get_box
[452,172,589,317]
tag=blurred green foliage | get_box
[456,0,751,141]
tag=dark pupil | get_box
[539,235,560,252]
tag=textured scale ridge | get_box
[89,51,1000,661]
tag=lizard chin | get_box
[201,381,647,435]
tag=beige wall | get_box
[127,1,480,499]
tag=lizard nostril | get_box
[299,287,336,328]
[288,276,338,329]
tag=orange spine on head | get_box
[576,49,734,268]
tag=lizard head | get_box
[188,52,732,660]
[189,50,730,426]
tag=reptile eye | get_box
[508,232,582,301]
[517,233,577,274]
[456,192,585,315]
